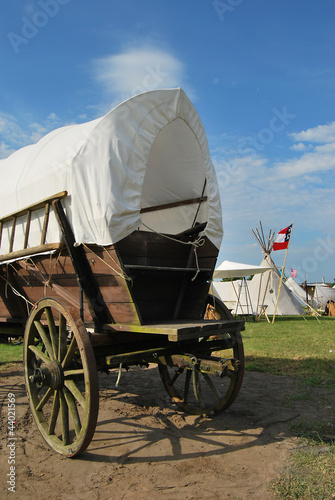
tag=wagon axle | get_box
[29,362,64,390]
[164,353,240,378]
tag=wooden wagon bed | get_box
[1,192,220,333]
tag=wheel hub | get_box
[29,361,64,389]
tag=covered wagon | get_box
[0,88,244,456]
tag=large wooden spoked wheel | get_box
[24,298,99,457]
[158,295,244,416]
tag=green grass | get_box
[289,418,335,444]
[0,342,23,369]
[272,417,335,499]
[243,315,335,389]
[241,315,335,499]
[271,444,335,499]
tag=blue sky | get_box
[1,0,334,283]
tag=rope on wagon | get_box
[44,248,64,292]
[24,257,54,297]
[0,274,34,314]
[82,244,133,285]
[141,222,205,281]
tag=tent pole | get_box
[256,269,271,322]
[272,222,294,323]
[229,271,245,317]
[256,272,263,313]
[244,277,253,318]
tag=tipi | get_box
[248,223,304,316]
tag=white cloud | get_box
[92,47,186,99]
[290,142,308,151]
[271,121,335,179]
[0,142,16,159]
[314,142,335,153]
[275,149,335,179]
[289,121,335,143]
[47,112,59,121]
[0,111,63,159]
[29,122,48,143]
[0,113,30,157]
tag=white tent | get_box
[211,260,271,316]
[212,258,304,317]
[213,260,271,279]
[0,88,222,255]
[312,284,335,309]
[211,281,242,314]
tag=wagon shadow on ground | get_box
[76,366,306,464]
[1,364,332,467]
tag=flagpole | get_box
[272,222,294,323]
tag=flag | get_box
[291,268,297,278]
[273,224,292,251]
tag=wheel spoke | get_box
[64,389,81,436]
[170,367,183,385]
[183,369,192,403]
[58,313,67,363]
[61,335,78,369]
[63,369,85,377]
[64,379,85,408]
[33,320,54,359]
[45,307,59,359]
[48,391,60,435]
[201,372,222,402]
[28,344,52,364]
[36,387,53,411]
[192,370,204,407]
[158,297,244,417]
[59,389,69,445]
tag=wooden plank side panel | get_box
[85,245,141,326]
[0,266,29,321]
[0,243,142,326]
[0,285,25,320]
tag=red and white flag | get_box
[291,268,297,278]
[273,224,292,251]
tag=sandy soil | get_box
[1,362,333,500]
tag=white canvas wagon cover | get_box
[0,88,222,254]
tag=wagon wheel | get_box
[24,298,99,457]
[158,295,244,416]
[205,293,234,320]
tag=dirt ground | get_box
[1,362,333,500]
